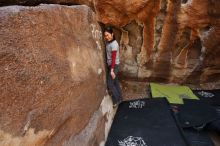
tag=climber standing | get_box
[104,27,122,108]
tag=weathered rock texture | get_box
[96,0,220,98]
[0,0,220,144]
[0,4,108,146]
[2,0,220,94]
[97,0,220,84]
[95,0,220,98]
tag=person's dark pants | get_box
[107,65,122,104]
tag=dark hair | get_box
[104,26,116,41]
[104,26,114,34]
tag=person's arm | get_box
[111,51,117,70]
[111,50,117,79]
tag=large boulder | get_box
[0,4,106,146]
[1,0,220,97]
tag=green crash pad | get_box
[150,83,199,104]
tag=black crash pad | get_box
[172,101,216,146]
[182,128,215,146]
[174,99,218,146]
[206,106,220,133]
[105,98,187,146]
[176,99,218,129]
[193,90,220,106]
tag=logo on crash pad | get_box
[129,100,145,109]
[118,136,147,146]
[198,91,214,98]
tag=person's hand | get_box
[111,69,116,79]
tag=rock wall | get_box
[96,0,220,98]
[95,0,220,84]
[0,0,220,145]
[0,4,112,146]
[1,0,220,94]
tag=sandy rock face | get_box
[1,0,220,89]
[92,0,220,98]
[94,0,220,89]
[0,4,105,146]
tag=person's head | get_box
[104,27,115,42]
